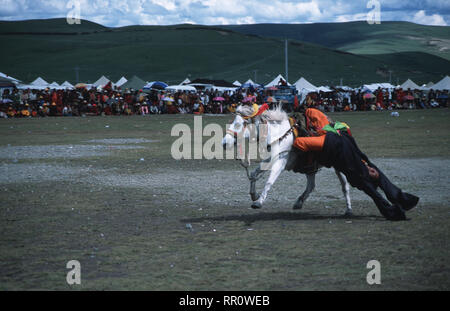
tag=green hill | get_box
[0,19,449,87]
[0,18,107,34]
[222,21,450,61]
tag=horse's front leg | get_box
[251,156,287,209]
[293,173,316,210]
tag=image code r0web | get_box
[223,295,270,306]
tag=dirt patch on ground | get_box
[0,144,146,160]
[86,138,160,144]
[1,155,448,207]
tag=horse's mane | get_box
[236,105,255,118]
[260,105,288,122]
[237,104,288,122]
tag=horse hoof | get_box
[343,210,353,218]
[293,202,303,210]
[251,202,262,209]
[250,193,260,202]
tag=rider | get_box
[292,107,419,221]
[293,106,331,151]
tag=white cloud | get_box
[203,0,248,16]
[411,10,447,26]
[334,13,367,23]
[248,0,322,22]
[151,0,177,11]
[201,15,255,25]
[0,0,449,27]
[236,16,256,24]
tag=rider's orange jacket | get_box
[293,108,330,152]
[305,108,330,136]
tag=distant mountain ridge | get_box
[0,18,449,87]
[221,21,450,61]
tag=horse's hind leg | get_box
[335,169,352,217]
[293,173,316,210]
[250,178,259,202]
[248,159,270,202]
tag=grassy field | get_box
[1,19,449,86]
[0,109,449,290]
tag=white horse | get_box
[222,104,353,216]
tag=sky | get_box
[0,0,449,27]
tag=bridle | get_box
[225,114,249,138]
[227,102,260,137]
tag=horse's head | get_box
[221,103,259,150]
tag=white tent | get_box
[0,72,21,84]
[420,82,434,91]
[335,85,354,91]
[361,84,378,92]
[18,77,50,90]
[61,81,74,89]
[362,83,395,92]
[16,84,33,90]
[166,85,197,92]
[180,78,191,85]
[379,83,396,89]
[265,74,291,87]
[115,76,127,87]
[93,75,111,87]
[0,73,19,96]
[400,79,420,90]
[239,79,262,88]
[31,77,49,87]
[49,81,60,89]
[233,80,242,87]
[0,76,16,85]
[243,79,258,86]
[211,86,238,93]
[294,77,318,105]
[317,86,333,92]
[293,77,317,92]
[428,76,450,91]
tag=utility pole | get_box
[74,66,80,83]
[253,70,258,84]
[285,39,288,83]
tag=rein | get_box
[270,121,297,145]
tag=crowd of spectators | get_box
[0,85,267,118]
[304,87,448,112]
[0,84,448,118]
